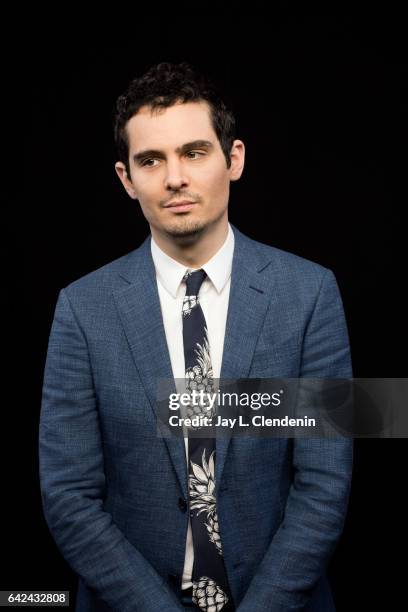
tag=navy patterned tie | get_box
[182,268,234,612]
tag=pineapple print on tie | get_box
[182,269,234,611]
[182,269,216,421]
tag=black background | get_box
[4,3,407,609]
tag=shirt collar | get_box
[151,222,235,298]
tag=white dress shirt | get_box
[151,222,235,589]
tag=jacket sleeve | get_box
[39,289,183,612]
[237,269,353,612]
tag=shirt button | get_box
[178,497,187,512]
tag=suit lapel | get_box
[113,236,188,497]
[215,225,275,489]
[112,226,275,496]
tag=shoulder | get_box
[60,236,149,306]
[232,225,334,294]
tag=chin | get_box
[162,218,208,239]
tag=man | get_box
[39,62,353,611]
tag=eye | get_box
[186,151,204,159]
[140,158,159,167]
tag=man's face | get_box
[115,101,244,240]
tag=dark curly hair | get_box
[113,62,236,177]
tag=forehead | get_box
[125,101,217,152]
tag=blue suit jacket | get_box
[39,224,353,611]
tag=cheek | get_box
[133,183,159,212]
[208,175,230,205]
[198,167,229,198]
[137,197,157,222]
[131,170,159,196]
[132,180,153,201]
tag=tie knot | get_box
[183,268,207,297]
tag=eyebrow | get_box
[132,140,214,164]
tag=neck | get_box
[151,217,229,268]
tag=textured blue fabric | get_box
[39,224,353,612]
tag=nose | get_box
[164,158,189,191]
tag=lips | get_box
[164,200,197,213]
[165,200,196,208]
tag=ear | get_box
[114,162,138,200]
[229,139,245,182]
